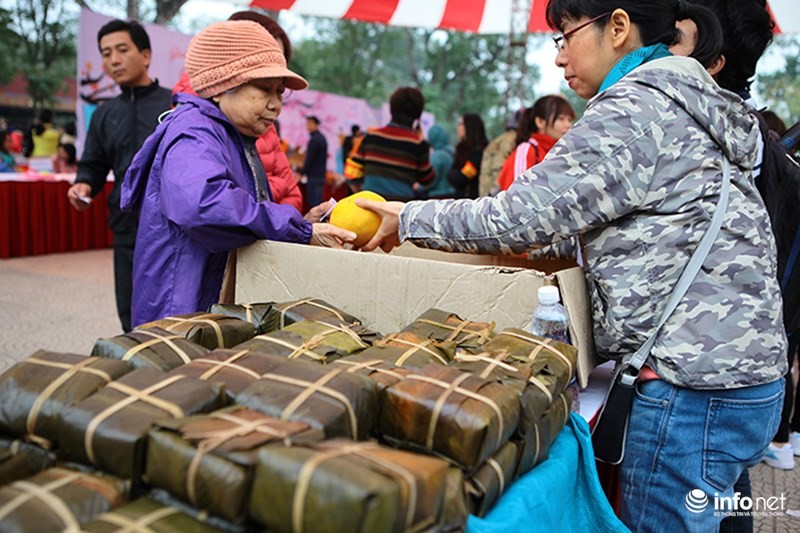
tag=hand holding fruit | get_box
[354,198,404,253]
[309,223,356,249]
[328,191,386,248]
[326,191,403,251]
[304,200,335,223]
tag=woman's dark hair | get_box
[33,110,53,136]
[0,130,8,154]
[97,19,151,52]
[455,113,488,165]
[389,87,425,127]
[545,0,722,68]
[22,127,33,157]
[692,0,774,93]
[762,110,787,137]
[228,11,292,64]
[516,95,575,145]
[59,143,77,165]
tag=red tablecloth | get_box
[0,180,114,259]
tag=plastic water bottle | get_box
[530,285,579,412]
[529,286,569,343]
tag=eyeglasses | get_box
[552,12,612,51]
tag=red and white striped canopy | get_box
[249,0,799,34]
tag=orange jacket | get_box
[172,72,303,212]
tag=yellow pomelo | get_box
[329,191,386,247]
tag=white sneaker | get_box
[762,443,795,470]
[789,432,800,456]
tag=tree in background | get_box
[291,18,541,136]
[5,0,76,115]
[758,37,800,125]
[557,82,587,119]
[5,0,796,135]
[0,8,21,86]
[73,0,187,24]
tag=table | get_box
[0,175,114,259]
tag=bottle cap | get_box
[538,285,561,305]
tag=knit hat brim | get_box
[191,63,308,98]
[247,65,308,91]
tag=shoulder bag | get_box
[592,157,732,464]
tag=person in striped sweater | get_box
[344,87,435,201]
[497,95,575,191]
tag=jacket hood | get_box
[428,124,451,150]
[618,56,759,169]
[122,93,234,212]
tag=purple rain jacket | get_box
[121,93,312,327]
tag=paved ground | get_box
[0,249,120,371]
[1,249,799,530]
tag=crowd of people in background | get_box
[0,111,80,173]
[336,93,579,202]
[0,42,585,208]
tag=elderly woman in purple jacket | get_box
[121,20,354,327]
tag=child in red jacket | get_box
[497,95,575,191]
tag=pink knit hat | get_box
[185,20,308,98]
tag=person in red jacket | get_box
[497,95,575,191]
[173,11,303,212]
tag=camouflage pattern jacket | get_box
[399,57,786,389]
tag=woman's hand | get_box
[309,223,356,248]
[356,199,404,252]
[304,200,335,223]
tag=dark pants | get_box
[113,242,134,333]
[719,469,753,533]
[306,178,325,210]
[775,332,800,442]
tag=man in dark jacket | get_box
[301,115,328,209]
[67,19,171,332]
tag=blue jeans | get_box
[619,378,784,533]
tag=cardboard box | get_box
[236,242,596,387]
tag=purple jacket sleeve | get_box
[159,130,312,253]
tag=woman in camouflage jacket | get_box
[359,1,786,531]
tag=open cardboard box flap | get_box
[236,241,597,387]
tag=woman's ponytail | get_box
[680,2,723,69]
